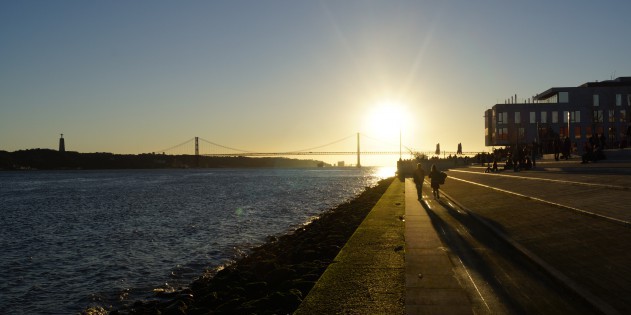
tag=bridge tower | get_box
[356,132,361,168]
[195,137,199,167]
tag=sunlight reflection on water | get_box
[0,168,392,314]
[373,166,397,179]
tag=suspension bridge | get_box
[153,133,478,166]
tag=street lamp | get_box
[567,111,571,139]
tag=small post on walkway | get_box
[357,132,361,168]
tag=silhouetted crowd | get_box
[581,134,608,164]
[481,144,538,173]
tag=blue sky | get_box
[2,1,630,165]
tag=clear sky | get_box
[2,1,631,165]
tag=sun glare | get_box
[363,100,409,141]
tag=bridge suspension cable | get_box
[155,138,195,154]
[290,134,356,152]
[359,133,417,155]
[198,137,253,153]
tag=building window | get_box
[621,110,627,122]
[609,110,615,123]
[498,128,508,140]
[559,126,568,137]
[541,111,547,123]
[593,94,599,106]
[518,127,525,139]
[593,110,603,123]
[530,112,536,123]
[586,126,592,139]
[571,111,580,123]
[552,111,558,123]
[559,92,569,103]
[597,125,604,135]
[574,126,581,139]
[497,112,508,124]
[515,112,521,124]
[617,94,622,106]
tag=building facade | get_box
[485,77,631,154]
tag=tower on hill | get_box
[59,134,65,153]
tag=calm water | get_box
[0,167,392,314]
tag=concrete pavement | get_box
[297,178,477,314]
[404,179,473,315]
[440,165,631,314]
[297,156,631,314]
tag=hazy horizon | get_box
[2,1,631,166]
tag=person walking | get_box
[428,164,442,200]
[553,136,561,161]
[413,163,425,200]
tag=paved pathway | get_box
[297,178,478,314]
[298,159,631,314]
[404,179,473,314]
[441,166,631,314]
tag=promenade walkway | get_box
[298,155,631,314]
[441,162,631,314]
[297,178,475,314]
[404,179,473,314]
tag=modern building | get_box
[485,77,631,154]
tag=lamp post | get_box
[567,111,572,139]
[399,129,402,161]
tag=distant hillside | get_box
[0,149,330,170]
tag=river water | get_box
[0,167,392,314]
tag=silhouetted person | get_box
[525,156,532,170]
[505,156,513,170]
[485,158,499,173]
[413,163,425,200]
[563,136,571,160]
[553,136,561,161]
[531,141,537,168]
[428,164,442,200]
[599,133,607,150]
[582,139,594,164]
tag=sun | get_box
[363,100,410,141]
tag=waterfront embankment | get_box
[105,177,394,314]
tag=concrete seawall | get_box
[296,178,475,314]
[295,179,406,314]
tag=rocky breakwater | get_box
[105,177,394,315]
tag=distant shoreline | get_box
[0,149,332,170]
